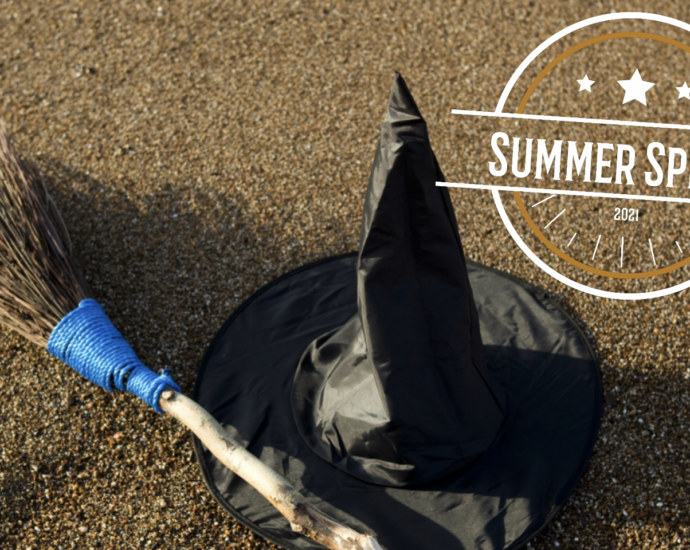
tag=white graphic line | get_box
[649,239,657,266]
[677,241,684,254]
[451,109,690,131]
[567,233,578,247]
[544,208,566,229]
[592,235,601,261]
[620,237,624,268]
[532,194,556,208]
[437,182,690,204]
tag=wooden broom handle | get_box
[159,390,385,550]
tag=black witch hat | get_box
[193,74,601,550]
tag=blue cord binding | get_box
[47,299,181,413]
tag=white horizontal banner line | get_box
[451,109,690,131]
[436,182,690,204]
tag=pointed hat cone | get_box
[293,73,506,486]
[192,74,602,550]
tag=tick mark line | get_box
[544,208,566,229]
[620,237,624,268]
[532,194,556,208]
[592,235,601,261]
[677,241,683,254]
[649,239,657,266]
[567,232,578,247]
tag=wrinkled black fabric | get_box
[193,73,601,549]
[193,256,601,550]
[292,74,506,487]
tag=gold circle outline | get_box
[514,32,690,279]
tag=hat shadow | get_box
[32,157,332,390]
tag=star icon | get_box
[577,74,595,92]
[677,82,690,100]
[617,69,655,106]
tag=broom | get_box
[0,121,384,550]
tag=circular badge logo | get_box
[442,13,690,300]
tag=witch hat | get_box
[193,74,601,550]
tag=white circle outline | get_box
[493,12,690,300]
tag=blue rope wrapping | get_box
[47,299,181,413]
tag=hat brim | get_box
[192,253,601,550]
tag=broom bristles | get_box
[0,121,89,347]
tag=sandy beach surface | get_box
[0,1,688,549]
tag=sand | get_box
[0,1,688,549]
